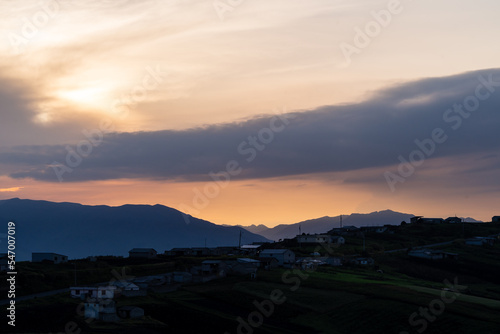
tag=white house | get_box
[32,252,68,264]
[85,300,119,322]
[70,286,117,299]
[128,248,158,259]
[259,249,295,266]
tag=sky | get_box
[1,0,500,226]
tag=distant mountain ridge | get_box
[242,210,415,241]
[0,198,269,261]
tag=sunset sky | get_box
[1,0,500,226]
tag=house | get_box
[165,247,213,256]
[165,248,191,256]
[410,216,423,224]
[118,306,144,319]
[110,281,145,297]
[70,286,117,299]
[297,234,344,244]
[110,280,139,291]
[237,258,261,264]
[259,257,279,270]
[325,256,343,266]
[408,249,458,260]
[360,226,388,233]
[240,244,262,255]
[408,249,444,260]
[349,257,375,266]
[84,300,119,322]
[212,246,238,256]
[329,226,359,235]
[445,217,462,223]
[0,253,8,272]
[465,237,495,246]
[191,248,211,256]
[228,259,260,277]
[296,257,327,270]
[201,260,227,276]
[128,248,157,259]
[492,216,500,223]
[411,217,445,224]
[331,236,345,244]
[259,249,295,266]
[32,252,68,264]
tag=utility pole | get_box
[238,230,242,249]
[298,225,302,248]
[73,262,77,286]
[340,215,343,228]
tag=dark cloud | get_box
[2,68,500,183]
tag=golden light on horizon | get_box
[56,86,110,110]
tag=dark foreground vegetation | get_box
[1,222,500,333]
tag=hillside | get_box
[243,210,415,241]
[0,198,269,260]
[2,221,500,334]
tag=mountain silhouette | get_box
[242,210,415,240]
[0,198,269,261]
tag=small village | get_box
[3,215,498,324]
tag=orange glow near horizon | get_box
[0,175,496,227]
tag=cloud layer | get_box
[1,68,500,184]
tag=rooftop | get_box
[129,248,157,253]
[260,249,290,254]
